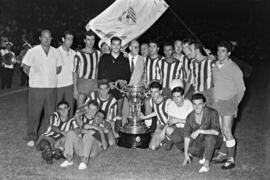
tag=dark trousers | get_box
[20,67,28,86]
[169,127,185,150]
[1,68,13,89]
[26,88,56,141]
[56,85,74,117]
[189,135,222,161]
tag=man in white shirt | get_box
[166,82,193,151]
[22,29,63,147]
[56,31,76,117]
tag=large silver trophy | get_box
[118,85,151,148]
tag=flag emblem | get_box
[118,6,136,25]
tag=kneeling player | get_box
[166,85,193,151]
[182,93,222,173]
[140,81,172,150]
[60,100,114,170]
[36,101,76,164]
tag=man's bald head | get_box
[39,29,52,47]
[129,40,139,56]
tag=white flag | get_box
[86,0,169,47]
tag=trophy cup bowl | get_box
[117,85,151,149]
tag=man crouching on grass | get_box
[36,101,77,164]
[182,93,222,173]
[60,100,115,170]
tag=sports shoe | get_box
[199,166,209,173]
[199,158,205,165]
[222,158,235,170]
[60,160,73,167]
[78,162,87,170]
[212,152,227,164]
[27,140,35,147]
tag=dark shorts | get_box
[213,96,238,117]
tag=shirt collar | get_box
[129,53,138,59]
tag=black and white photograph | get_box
[0,0,269,179]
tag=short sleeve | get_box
[22,49,34,66]
[186,100,194,115]
[165,98,172,113]
[73,53,80,73]
[49,113,59,127]
[55,49,63,67]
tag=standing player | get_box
[73,31,101,107]
[173,39,191,85]
[157,42,183,97]
[212,41,246,169]
[56,31,76,116]
[184,40,215,105]
[140,43,149,58]
[144,40,162,85]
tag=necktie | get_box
[131,57,135,73]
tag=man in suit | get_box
[122,40,146,125]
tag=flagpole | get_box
[168,7,202,44]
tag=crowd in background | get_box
[0,0,269,66]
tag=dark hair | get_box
[174,40,182,45]
[88,100,99,108]
[98,79,110,87]
[63,30,74,39]
[218,41,232,53]
[85,30,96,38]
[191,93,206,103]
[111,36,122,44]
[172,87,184,96]
[182,37,194,45]
[148,40,159,47]
[163,42,173,48]
[57,100,69,109]
[149,81,162,90]
[96,109,107,120]
[189,40,204,54]
[140,43,148,47]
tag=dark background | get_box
[0,0,269,65]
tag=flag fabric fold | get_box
[86,0,169,47]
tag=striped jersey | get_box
[43,112,78,140]
[80,114,94,129]
[188,57,215,92]
[157,59,183,88]
[149,97,171,125]
[85,91,118,121]
[73,49,101,79]
[145,55,163,84]
[174,54,191,82]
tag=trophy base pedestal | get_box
[118,130,151,149]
